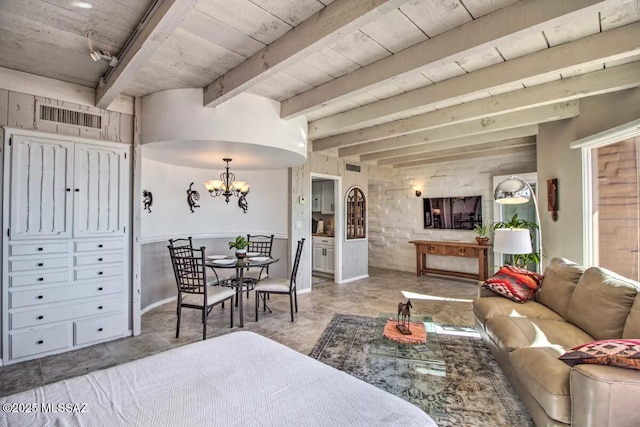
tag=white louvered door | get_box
[9,135,73,240]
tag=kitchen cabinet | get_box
[2,129,130,364]
[312,236,334,274]
[312,180,334,214]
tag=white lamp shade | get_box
[493,228,532,254]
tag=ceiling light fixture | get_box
[204,158,250,213]
[89,49,119,67]
[73,1,93,8]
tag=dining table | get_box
[205,254,279,327]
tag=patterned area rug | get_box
[310,314,535,427]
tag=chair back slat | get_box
[168,245,208,295]
[289,238,305,290]
[246,234,274,255]
[168,236,193,250]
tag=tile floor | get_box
[0,267,479,397]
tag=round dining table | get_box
[205,255,279,327]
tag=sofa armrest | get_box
[570,364,640,427]
[476,280,500,298]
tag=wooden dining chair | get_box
[168,246,235,340]
[254,238,304,322]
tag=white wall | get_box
[141,158,288,241]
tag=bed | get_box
[0,331,437,426]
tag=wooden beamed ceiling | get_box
[2,0,640,168]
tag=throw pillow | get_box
[559,339,640,370]
[482,265,543,303]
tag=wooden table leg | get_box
[415,245,421,276]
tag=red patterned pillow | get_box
[559,339,640,370]
[482,265,543,303]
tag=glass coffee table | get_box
[370,313,446,376]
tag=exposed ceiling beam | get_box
[338,101,578,157]
[378,137,535,166]
[281,0,613,119]
[367,126,538,163]
[310,22,640,139]
[96,0,199,109]
[202,0,410,108]
[393,145,536,168]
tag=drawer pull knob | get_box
[98,328,103,332]
[428,246,435,250]
[37,247,43,251]
[98,258,103,262]
[37,277,44,282]
[98,287,103,291]
[37,340,44,345]
[98,244,104,248]
[460,249,466,253]
[98,271,103,275]
[98,306,103,310]
[37,315,43,320]
[37,263,44,267]
[37,295,43,299]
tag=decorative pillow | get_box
[559,339,640,370]
[482,265,543,303]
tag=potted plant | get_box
[492,213,540,268]
[229,235,250,259]
[473,224,490,245]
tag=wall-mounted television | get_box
[423,196,482,230]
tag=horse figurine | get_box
[397,299,413,334]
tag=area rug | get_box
[309,314,535,427]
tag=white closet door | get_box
[10,136,73,240]
[73,144,127,237]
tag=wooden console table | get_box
[408,240,491,281]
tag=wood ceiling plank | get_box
[165,28,245,72]
[399,0,472,37]
[337,101,579,157]
[420,62,465,83]
[309,21,640,137]
[249,0,326,26]
[360,9,428,53]
[327,30,391,67]
[601,0,640,31]
[389,73,432,92]
[179,10,265,58]
[456,48,503,73]
[203,0,410,108]
[283,62,335,87]
[393,144,535,168]
[495,31,548,60]
[281,0,616,118]
[302,48,361,78]
[315,60,640,150]
[365,83,404,100]
[544,13,600,46]
[95,0,201,109]
[364,126,539,162]
[253,73,315,101]
[462,0,519,19]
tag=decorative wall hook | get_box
[187,182,200,213]
[142,189,153,213]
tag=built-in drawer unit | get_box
[9,256,68,272]
[74,252,123,266]
[10,324,71,360]
[74,313,123,346]
[312,236,335,246]
[74,265,123,281]
[10,243,69,256]
[10,280,122,309]
[75,240,124,252]
[10,295,123,329]
[10,271,69,288]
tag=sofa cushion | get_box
[483,265,543,303]
[510,347,572,424]
[559,339,640,370]
[473,298,564,330]
[485,317,594,353]
[566,267,640,340]
[535,257,585,318]
[623,295,640,338]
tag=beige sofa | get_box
[473,258,640,427]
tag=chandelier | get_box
[204,158,250,213]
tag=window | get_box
[573,119,640,281]
[346,186,366,239]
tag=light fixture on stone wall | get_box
[204,158,250,213]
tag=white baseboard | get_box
[337,274,369,284]
[141,296,177,315]
[297,288,311,295]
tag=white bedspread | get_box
[0,331,436,426]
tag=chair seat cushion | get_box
[255,278,289,293]
[182,286,235,307]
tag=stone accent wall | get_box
[368,151,536,276]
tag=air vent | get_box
[346,163,361,173]
[39,105,102,129]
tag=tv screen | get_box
[423,196,482,230]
